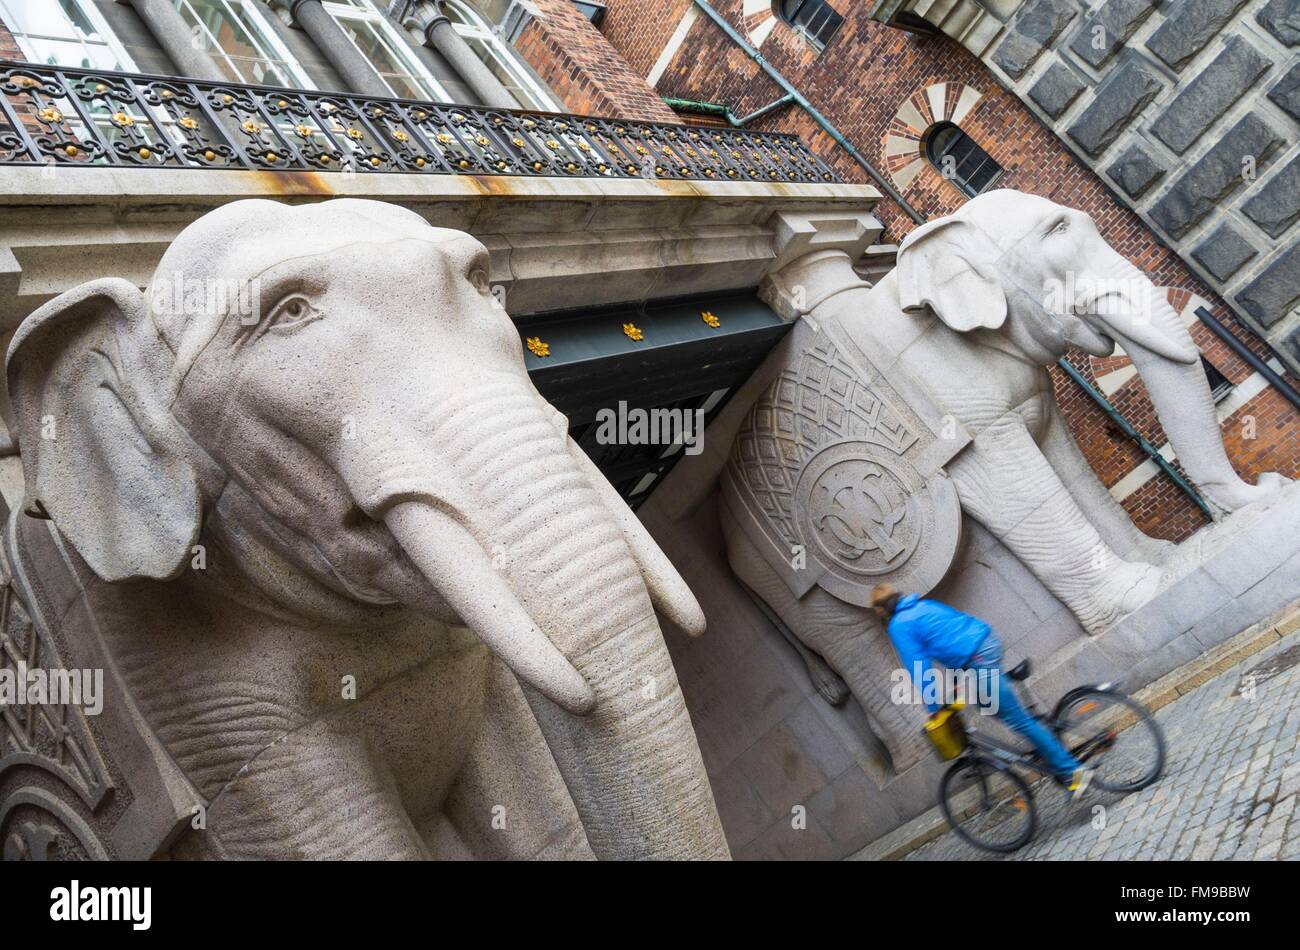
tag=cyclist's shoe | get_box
[1067,767,1095,799]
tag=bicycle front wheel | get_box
[1054,689,1165,793]
[939,757,1037,853]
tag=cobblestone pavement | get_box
[907,630,1300,861]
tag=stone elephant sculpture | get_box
[720,190,1288,774]
[0,198,728,860]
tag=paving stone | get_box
[905,625,1300,861]
[1257,0,1300,46]
[1070,0,1160,66]
[1242,156,1300,238]
[1237,242,1300,328]
[993,0,1079,78]
[1068,61,1164,156]
[1192,224,1257,280]
[1150,36,1272,154]
[1147,0,1252,69]
[1029,62,1088,117]
[1267,63,1300,121]
[1150,113,1285,238]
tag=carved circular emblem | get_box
[0,788,109,861]
[806,455,920,576]
[795,440,962,607]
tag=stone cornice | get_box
[0,166,880,327]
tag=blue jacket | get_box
[886,594,991,713]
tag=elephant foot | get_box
[805,655,851,706]
[1084,562,1163,634]
[1119,563,1164,615]
[1202,472,1292,516]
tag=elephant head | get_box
[5,197,727,860]
[896,190,1288,516]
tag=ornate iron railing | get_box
[0,61,840,184]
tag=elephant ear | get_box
[6,278,202,582]
[896,216,1007,332]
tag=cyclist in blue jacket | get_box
[871,583,1092,795]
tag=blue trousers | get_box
[966,634,1081,778]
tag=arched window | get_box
[925,122,1003,197]
[777,0,843,52]
[442,1,560,111]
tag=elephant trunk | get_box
[367,379,728,859]
[1086,251,1266,516]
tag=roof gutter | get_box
[690,0,925,224]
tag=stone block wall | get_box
[889,0,1300,373]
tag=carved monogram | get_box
[730,334,919,552]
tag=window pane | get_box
[458,34,540,109]
[327,7,448,100]
[927,123,1001,195]
[174,0,303,87]
[0,0,130,69]
[443,4,474,26]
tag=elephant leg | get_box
[194,715,430,860]
[441,659,595,860]
[736,575,850,706]
[1039,400,1175,565]
[948,411,1162,635]
[720,501,930,774]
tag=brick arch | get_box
[883,82,982,192]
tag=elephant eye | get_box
[265,295,321,334]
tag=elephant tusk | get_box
[559,428,707,638]
[384,501,596,716]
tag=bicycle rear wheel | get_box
[939,757,1037,853]
[1053,689,1165,793]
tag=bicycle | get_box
[932,659,1166,853]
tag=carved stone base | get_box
[1028,479,1300,705]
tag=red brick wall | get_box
[513,0,678,121]
[1,13,21,60]
[595,0,1300,541]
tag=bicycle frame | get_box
[955,678,1124,779]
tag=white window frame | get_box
[321,0,451,101]
[0,0,138,70]
[443,0,560,111]
[173,0,316,89]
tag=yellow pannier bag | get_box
[924,701,968,760]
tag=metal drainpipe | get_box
[662,93,794,126]
[690,0,925,224]
[1194,307,1300,412]
[1056,358,1214,519]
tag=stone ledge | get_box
[0,168,880,325]
[0,166,879,224]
